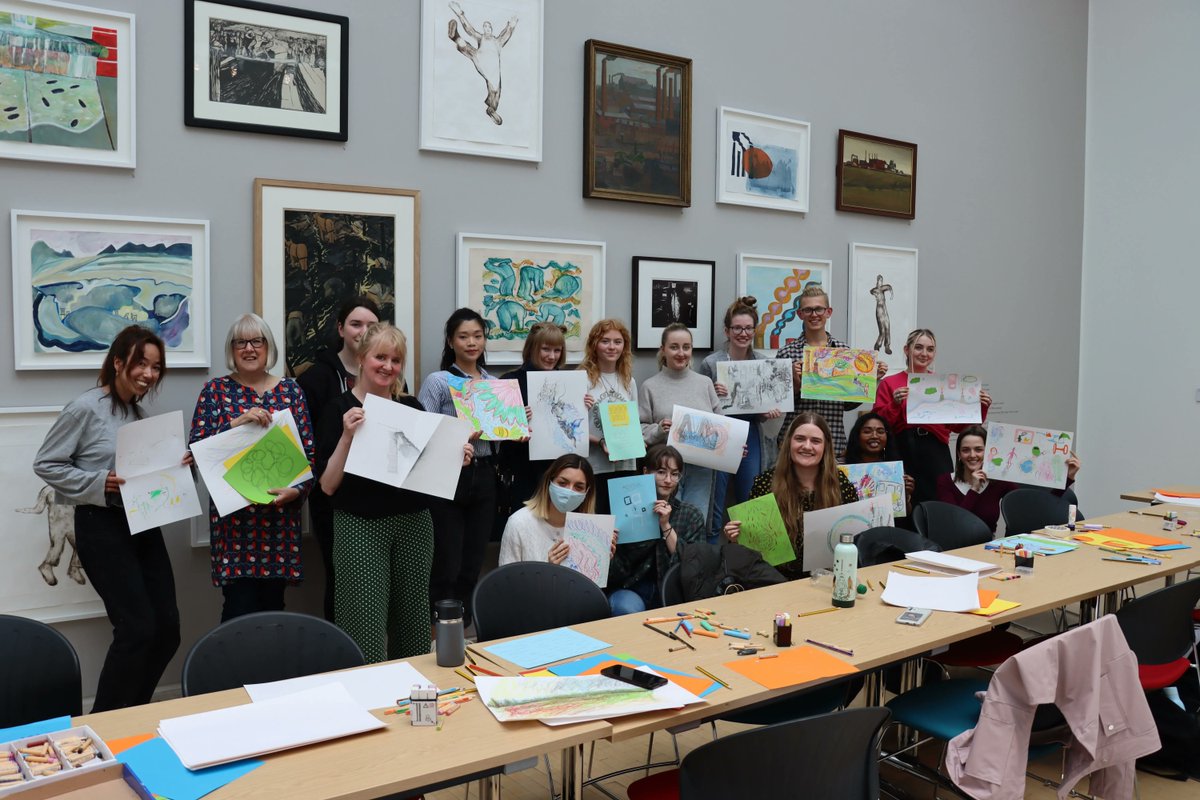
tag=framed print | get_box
[836,129,917,219]
[736,252,833,356]
[584,39,691,207]
[456,233,605,365]
[11,210,211,370]
[717,107,810,213]
[632,256,714,351]
[848,243,918,375]
[185,0,348,140]
[0,0,135,167]
[0,406,105,623]
[255,179,420,390]
[419,0,543,161]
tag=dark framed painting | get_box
[185,0,348,140]
[835,130,917,219]
[584,40,691,207]
[632,257,714,351]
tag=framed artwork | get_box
[736,252,833,356]
[716,107,810,213]
[0,0,136,167]
[456,233,605,366]
[632,256,714,351]
[836,129,917,219]
[11,210,211,370]
[255,179,420,390]
[848,243,918,375]
[0,406,105,623]
[419,0,543,161]
[184,0,348,140]
[584,39,691,207]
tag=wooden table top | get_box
[1119,485,1200,503]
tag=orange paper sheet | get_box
[723,645,859,690]
[1154,489,1200,499]
[580,659,715,697]
[1072,528,1181,549]
[106,732,155,755]
[977,589,999,608]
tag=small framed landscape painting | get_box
[716,107,810,213]
[835,130,917,220]
[632,256,714,351]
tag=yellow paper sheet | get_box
[968,598,1021,617]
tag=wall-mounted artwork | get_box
[631,256,714,351]
[456,232,605,365]
[419,0,542,161]
[848,243,918,376]
[716,107,809,213]
[984,422,1074,490]
[584,39,691,207]
[1,407,105,622]
[836,129,917,220]
[736,253,833,356]
[0,0,135,167]
[255,179,419,389]
[11,210,211,370]
[185,0,348,140]
[907,372,982,424]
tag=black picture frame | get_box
[632,257,715,351]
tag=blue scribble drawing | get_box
[480,256,583,342]
[730,131,797,200]
[671,413,728,453]
[538,380,583,452]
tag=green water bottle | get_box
[832,533,858,608]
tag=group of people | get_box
[31,284,1079,713]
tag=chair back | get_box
[1114,576,1200,666]
[0,615,81,726]
[660,562,684,608]
[678,707,890,800]
[471,562,610,642]
[913,501,993,549]
[1000,488,1076,533]
[181,611,365,697]
[855,526,936,567]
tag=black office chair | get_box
[856,526,938,567]
[1000,487,1082,534]
[181,611,365,696]
[913,501,994,549]
[1114,576,1200,693]
[0,615,82,726]
[472,562,611,642]
[660,563,684,608]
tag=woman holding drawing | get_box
[189,314,315,623]
[580,319,638,514]
[498,454,614,564]
[724,412,858,580]
[34,325,184,712]
[844,412,915,509]
[500,321,568,510]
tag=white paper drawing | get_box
[848,244,918,376]
[563,512,615,587]
[527,370,588,459]
[838,461,907,518]
[714,359,794,415]
[667,406,749,474]
[117,411,202,534]
[984,422,1074,490]
[906,373,982,424]
[399,416,474,500]
[802,495,894,573]
[344,394,438,488]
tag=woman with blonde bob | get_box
[499,454,616,565]
[580,319,638,512]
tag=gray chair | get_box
[913,500,994,549]
[1000,487,1081,533]
[472,561,611,642]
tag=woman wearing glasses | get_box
[189,314,315,622]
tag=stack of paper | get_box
[1153,490,1200,507]
[880,571,982,612]
[474,671,703,726]
[904,550,1001,577]
[190,409,311,517]
[243,661,431,711]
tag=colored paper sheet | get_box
[0,716,70,740]
[546,653,720,697]
[969,597,1021,617]
[1153,493,1200,506]
[992,534,1078,555]
[977,589,999,607]
[715,359,794,414]
[343,394,436,489]
[117,410,203,534]
[727,493,794,566]
[608,474,660,544]
[527,370,589,459]
[118,737,261,800]
[1154,489,1200,498]
[483,627,610,669]
[447,376,531,441]
[668,405,749,474]
[723,645,859,690]
[801,346,878,403]
[576,659,716,698]
[906,373,983,424]
[983,422,1074,490]
[598,401,646,461]
[1072,528,1183,549]
[802,495,894,572]
[563,513,616,587]
[107,733,155,755]
[222,424,309,504]
[839,461,907,517]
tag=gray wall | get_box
[0,0,1088,699]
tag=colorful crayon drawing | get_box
[838,461,907,518]
[120,466,202,535]
[448,376,531,441]
[672,412,728,453]
[984,422,1074,490]
[527,370,588,459]
[668,406,749,474]
[726,493,794,566]
[563,513,615,587]
[478,676,651,722]
[737,255,833,355]
[906,373,982,424]
[802,496,894,573]
[801,346,877,402]
[715,359,793,414]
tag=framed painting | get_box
[848,243,918,375]
[716,107,810,213]
[584,39,691,207]
[632,256,714,351]
[456,233,605,365]
[419,0,543,162]
[0,407,105,623]
[11,210,211,370]
[255,178,420,390]
[0,0,135,167]
[836,129,917,219]
[736,252,833,356]
[184,0,348,140]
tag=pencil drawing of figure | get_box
[869,274,894,354]
[18,485,86,587]
[387,428,422,474]
[447,1,517,125]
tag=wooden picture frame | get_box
[835,130,917,220]
[584,39,691,207]
[632,256,714,351]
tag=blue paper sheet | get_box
[483,627,609,669]
[117,737,261,800]
[993,534,1078,556]
[0,716,71,741]
[609,474,660,544]
[548,652,720,697]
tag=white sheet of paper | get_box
[158,683,385,770]
[879,571,982,613]
[667,405,749,474]
[802,495,894,572]
[527,370,589,460]
[905,373,983,424]
[904,550,1000,577]
[1153,494,1200,507]
[562,512,616,587]
[399,415,473,500]
[117,410,188,474]
[190,409,311,517]
[983,422,1075,490]
[344,394,437,488]
[116,411,203,533]
[244,661,432,711]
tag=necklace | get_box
[598,371,621,396]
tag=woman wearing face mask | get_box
[580,319,638,513]
[500,321,567,508]
[498,454,615,564]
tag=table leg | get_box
[559,743,584,800]
[476,773,502,800]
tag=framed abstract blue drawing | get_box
[717,107,810,213]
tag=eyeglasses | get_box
[655,469,682,481]
[233,337,267,350]
[798,307,829,316]
[728,326,755,335]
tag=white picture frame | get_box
[419,0,543,162]
[11,210,211,370]
[735,252,834,356]
[716,106,810,213]
[848,243,919,375]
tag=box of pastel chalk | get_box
[0,726,116,796]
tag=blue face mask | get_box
[549,482,586,513]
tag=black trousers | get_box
[74,506,180,713]
[307,488,337,621]
[219,578,287,623]
[429,459,496,623]
[898,428,953,510]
